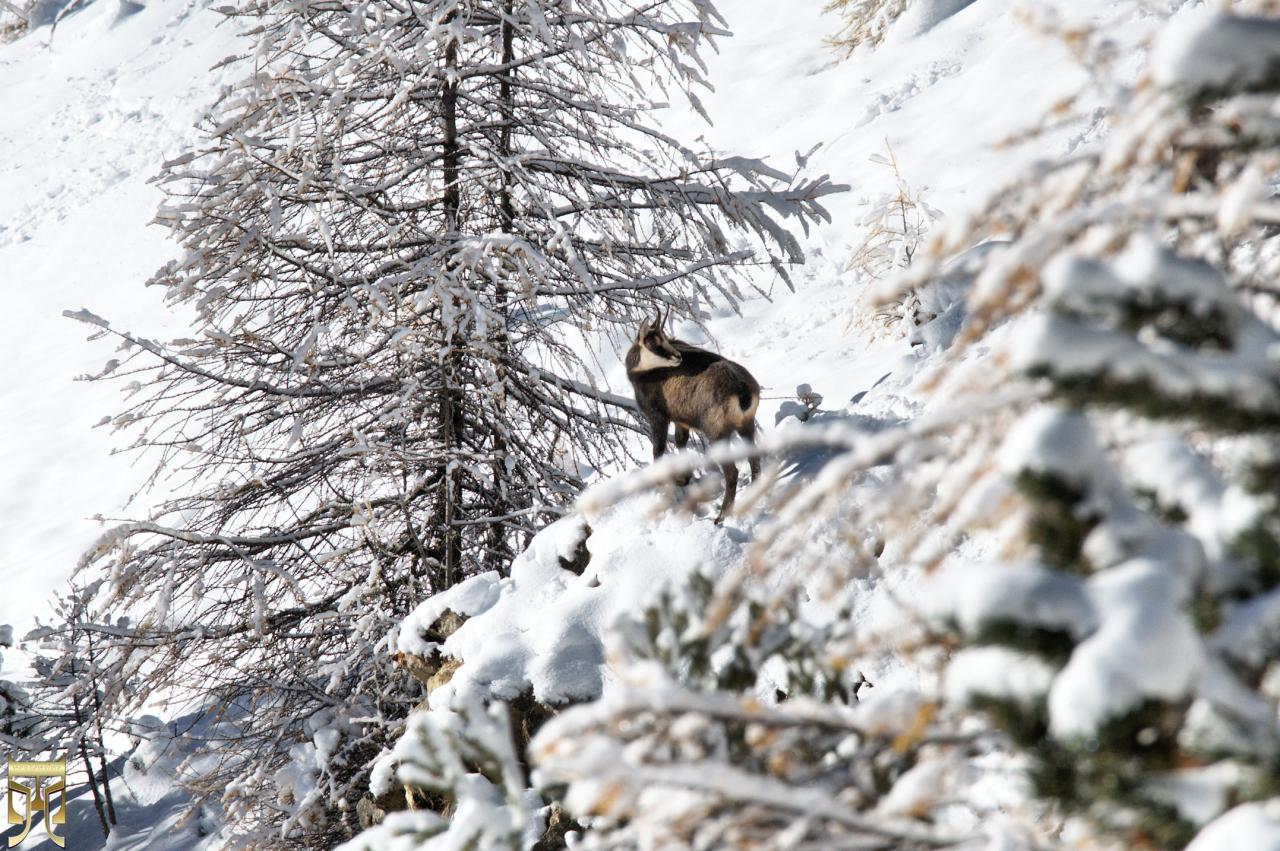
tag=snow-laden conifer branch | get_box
[715,8,1280,848]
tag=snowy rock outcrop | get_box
[393,505,749,709]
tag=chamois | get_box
[625,309,761,523]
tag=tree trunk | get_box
[438,20,465,587]
[485,0,518,571]
[73,695,110,840]
[86,631,118,825]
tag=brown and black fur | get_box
[625,310,761,522]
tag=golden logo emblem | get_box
[6,756,66,848]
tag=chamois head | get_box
[631,308,682,372]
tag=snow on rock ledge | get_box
[393,499,749,708]
[396,572,503,658]
[886,0,980,43]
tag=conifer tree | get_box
[0,625,36,750]
[528,7,1280,848]
[914,12,1280,841]
[25,591,120,840]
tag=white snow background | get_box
[0,0,1246,847]
[0,0,240,624]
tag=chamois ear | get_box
[636,316,651,341]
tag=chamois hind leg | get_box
[739,420,760,481]
[704,419,740,523]
[715,459,739,524]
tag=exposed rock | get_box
[393,607,470,688]
[427,656,463,694]
[509,690,557,753]
[355,794,384,829]
[558,522,592,576]
[357,781,423,828]
[393,650,438,688]
[535,802,583,850]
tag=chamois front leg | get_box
[649,414,670,460]
[673,424,692,486]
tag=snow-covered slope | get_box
[0,0,1158,630]
[0,0,240,629]
[589,0,1168,439]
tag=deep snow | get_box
[0,0,241,630]
[0,0,1194,847]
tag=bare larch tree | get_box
[55,0,839,843]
